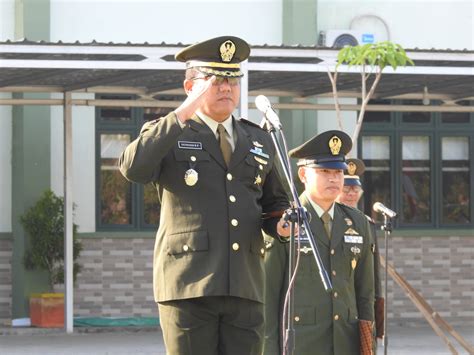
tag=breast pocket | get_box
[174,149,211,165]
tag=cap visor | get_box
[344,178,362,186]
[311,161,348,170]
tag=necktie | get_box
[217,124,232,167]
[321,212,332,239]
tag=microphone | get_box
[373,202,397,218]
[255,95,282,129]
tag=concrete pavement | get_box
[0,324,472,354]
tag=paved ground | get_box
[0,324,472,354]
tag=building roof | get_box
[1,39,473,108]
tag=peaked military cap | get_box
[175,35,250,77]
[344,158,365,186]
[289,130,352,170]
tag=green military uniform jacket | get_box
[290,193,375,355]
[119,112,289,303]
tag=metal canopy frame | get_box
[1,40,473,333]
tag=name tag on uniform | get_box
[250,147,270,159]
[344,235,363,244]
[178,141,202,150]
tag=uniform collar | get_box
[304,191,335,219]
[196,111,233,138]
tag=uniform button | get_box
[334,314,339,321]
[232,243,240,251]
[332,270,337,276]
[229,195,236,202]
[294,316,300,322]
[334,292,338,298]
[227,173,233,181]
[231,219,239,227]
[182,244,189,252]
[259,165,263,170]
[190,156,197,162]
[330,249,335,255]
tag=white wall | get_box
[0,0,14,232]
[317,0,473,50]
[50,0,283,45]
[49,0,283,231]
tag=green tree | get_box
[327,41,414,145]
[20,189,83,291]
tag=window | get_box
[96,96,169,230]
[360,106,473,228]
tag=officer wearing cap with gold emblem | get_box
[337,158,384,344]
[263,131,375,355]
[119,36,290,355]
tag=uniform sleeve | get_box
[260,156,290,238]
[354,216,375,322]
[119,112,183,184]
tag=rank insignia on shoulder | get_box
[344,218,353,226]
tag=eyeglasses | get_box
[190,75,241,86]
[342,186,364,194]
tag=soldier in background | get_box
[263,131,375,355]
[336,158,384,343]
[120,35,290,355]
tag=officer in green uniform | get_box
[263,131,375,355]
[336,158,384,342]
[119,36,290,355]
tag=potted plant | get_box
[20,189,83,327]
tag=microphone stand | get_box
[380,213,393,355]
[263,119,332,355]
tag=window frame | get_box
[359,104,473,229]
[95,96,160,231]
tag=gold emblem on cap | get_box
[329,136,342,155]
[347,162,357,175]
[220,40,236,62]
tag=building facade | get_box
[0,0,473,326]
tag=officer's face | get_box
[299,167,344,205]
[189,75,240,122]
[337,185,364,208]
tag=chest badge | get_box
[184,169,199,186]
[344,218,353,226]
[351,258,357,270]
[253,141,264,148]
[254,174,262,186]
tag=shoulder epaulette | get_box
[239,117,265,130]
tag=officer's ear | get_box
[183,79,193,95]
[297,167,306,184]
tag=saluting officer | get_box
[119,36,290,355]
[337,158,384,343]
[264,130,375,355]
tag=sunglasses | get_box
[191,75,241,86]
[342,186,364,194]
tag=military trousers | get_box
[158,295,264,355]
